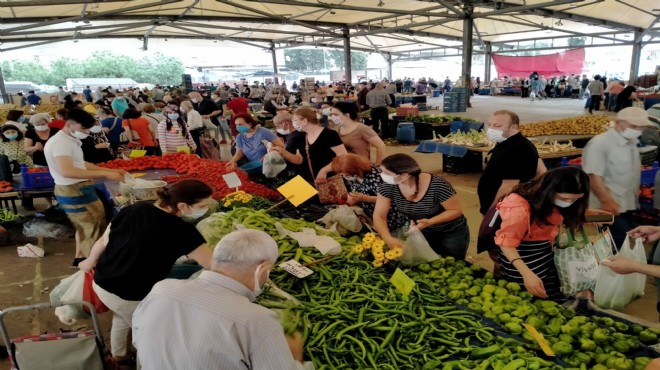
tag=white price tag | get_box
[222,172,242,188]
[279,260,314,278]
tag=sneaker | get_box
[72,257,86,267]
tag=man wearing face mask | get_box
[478,110,545,215]
[319,102,333,128]
[583,107,654,247]
[44,109,126,265]
[111,92,129,117]
[131,229,305,370]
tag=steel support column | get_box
[387,53,393,81]
[0,67,8,104]
[343,27,352,83]
[629,31,643,85]
[484,42,492,83]
[462,13,474,106]
[271,42,279,85]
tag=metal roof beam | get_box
[241,0,460,18]
[474,0,580,18]
[615,0,657,18]
[434,0,464,16]
[178,21,312,36]
[528,8,642,32]
[167,23,270,49]
[0,0,182,35]
[484,16,623,43]
[0,0,130,7]
[214,0,340,36]
[635,13,660,43]
[0,21,156,36]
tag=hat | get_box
[617,107,652,127]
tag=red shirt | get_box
[227,98,249,115]
[123,117,157,147]
[495,193,564,248]
[50,120,66,130]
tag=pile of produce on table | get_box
[359,107,397,119]
[198,208,659,369]
[434,131,578,154]
[99,153,280,200]
[519,116,610,137]
[403,115,479,124]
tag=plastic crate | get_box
[639,195,655,212]
[20,164,55,189]
[396,107,418,116]
[442,152,483,173]
[639,146,658,167]
[641,162,659,186]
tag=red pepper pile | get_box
[99,154,281,200]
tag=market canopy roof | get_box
[1,0,658,61]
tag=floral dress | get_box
[0,139,33,166]
[346,165,408,231]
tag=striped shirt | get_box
[132,271,304,370]
[157,120,197,154]
[378,174,466,232]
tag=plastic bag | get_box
[50,271,87,325]
[82,271,108,314]
[319,206,363,236]
[275,222,341,256]
[262,151,287,178]
[23,218,73,239]
[400,226,440,266]
[594,236,647,309]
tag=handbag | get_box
[554,225,599,295]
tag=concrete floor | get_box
[0,95,654,369]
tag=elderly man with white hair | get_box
[132,229,305,370]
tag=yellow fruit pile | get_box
[222,190,253,207]
[352,232,403,267]
[519,115,610,137]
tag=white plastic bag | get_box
[400,226,440,266]
[594,236,647,309]
[262,151,287,178]
[275,222,341,256]
[50,271,87,325]
[319,206,363,236]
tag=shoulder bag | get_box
[120,118,141,144]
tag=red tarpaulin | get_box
[491,48,586,78]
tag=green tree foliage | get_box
[284,48,368,71]
[1,51,184,86]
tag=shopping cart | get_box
[0,300,114,370]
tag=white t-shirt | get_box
[44,131,88,186]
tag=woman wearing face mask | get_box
[331,101,386,164]
[78,179,214,364]
[157,103,197,155]
[99,107,123,152]
[180,100,204,155]
[4,110,28,132]
[226,113,283,171]
[332,154,408,230]
[0,125,33,167]
[374,154,469,260]
[25,113,59,167]
[495,167,590,300]
[81,121,115,164]
[123,108,158,156]
[273,108,347,185]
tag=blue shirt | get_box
[27,95,41,105]
[111,98,129,116]
[83,89,93,102]
[236,127,277,162]
[101,117,123,146]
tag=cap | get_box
[617,107,652,127]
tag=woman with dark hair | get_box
[99,107,123,151]
[157,103,196,155]
[0,124,32,167]
[373,153,469,260]
[274,107,347,184]
[331,101,386,163]
[495,166,590,299]
[615,86,638,112]
[331,153,407,230]
[225,113,283,171]
[79,179,214,364]
[123,108,158,155]
[4,110,28,132]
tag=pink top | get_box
[495,193,563,248]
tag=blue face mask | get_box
[4,133,18,141]
[167,113,179,120]
[236,125,250,133]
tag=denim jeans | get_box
[422,223,470,260]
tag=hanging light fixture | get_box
[377,0,385,7]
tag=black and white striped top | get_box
[378,175,467,232]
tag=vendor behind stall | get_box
[79,179,214,365]
[25,114,59,167]
[373,153,469,260]
[225,113,283,171]
[44,109,125,264]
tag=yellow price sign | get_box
[276,175,318,207]
[390,268,416,299]
[176,146,191,154]
[129,149,147,158]
[523,323,555,356]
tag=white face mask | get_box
[293,123,303,132]
[322,108,331,115]
[90,126,102,134]
[34,125,49,132]
[486,128,507,143]
[276,128,290,135]
[331,116,343,125]
[554,199,574,208]
[621,127,642,139]
[185,205,209,220]
[249,264,269,301]
[191,98,198,104]
[71,130,89,140]
[380,173,399,185]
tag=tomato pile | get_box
[26,168,49,174]
[0,181,13,192]
[99,154,281,200]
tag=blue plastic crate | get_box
[20,164,55,189]
[641,162,659,186]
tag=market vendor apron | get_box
[54,180,106,257]
[498,239,562,300]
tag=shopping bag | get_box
[554,245,599,295]
[319,205,363,236]
[50,271,87,324]
[630,237,648,299]
[400,226,440,266]
[82,270,108,314]
[262,151,287,178]
[588,227,615,263]
[594,236,647,309]
[317,175,349,204]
